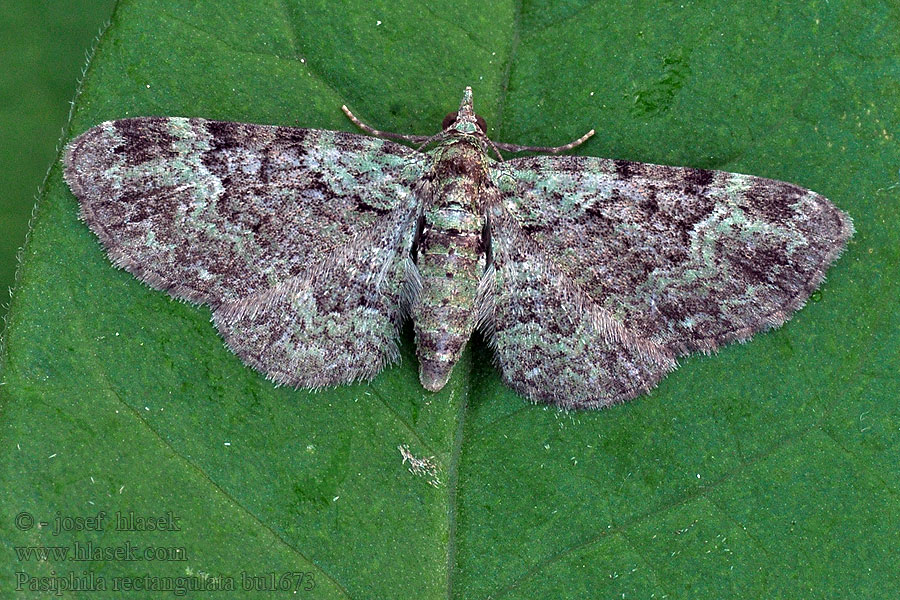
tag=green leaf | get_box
[2,0,898,598]
[0,0,117,319]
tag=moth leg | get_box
[341,105,433,144]
[494,129,595,155]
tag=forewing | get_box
[212,204,421,388]
[490,156,853,355]
[477,203,676,409]
[64,117,423,304]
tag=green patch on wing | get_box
[2,0,898,598]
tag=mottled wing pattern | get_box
[64,117,424,304]
[64,117,425,387]
[478,203,676,409]
[212,205,420,388]
[489,157,853,356]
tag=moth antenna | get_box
[414,130,450,152]
[485,137,505,162]
[341,105,432,144]
[494,129,595,154]
[62,90,853,410]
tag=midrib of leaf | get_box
[5,2,895,599]
[494,0,522,137]
[445,375,471,599]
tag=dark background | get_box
[0,0,117,321]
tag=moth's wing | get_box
[489,156,853,356]
[63,117,424,304]
[211,204,421,388]
[477,203,676,409]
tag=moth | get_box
[63,87,853,409]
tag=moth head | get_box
[442,86,487,136]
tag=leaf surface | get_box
[2,0,898,597]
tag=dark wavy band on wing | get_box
[64,117,423,305]
[491,156,853,356]
[477,203,676,408]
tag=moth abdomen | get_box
[411,140,489,391]
[412,224,486,391]
[62,87,852,408]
